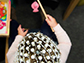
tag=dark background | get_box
[0,0,84,63]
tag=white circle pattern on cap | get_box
[14,32,61,63]
[38,56,42,60]
[31,42,35,46]
[37,45,41,50]
[31,55,35,59]
[30,48,35,52]
[26,41,30,45]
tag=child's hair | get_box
[14,32,61,63]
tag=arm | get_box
[46,14,72,63]
[53,24,72,63]
[7,35,23,63]
[7,25,28,63]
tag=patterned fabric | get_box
[14,32,61,63]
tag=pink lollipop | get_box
[31,1,39,12]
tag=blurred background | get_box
[0,0,84,63]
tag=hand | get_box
[45,14,58,28]
[10,19,12,21]
[17,25,28,37]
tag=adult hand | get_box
[45,14,58,28]
[17,25,28,37]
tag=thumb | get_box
[24,30,28,35]
[45,18,51,24]
[47,15,53,20]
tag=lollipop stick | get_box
[37,0,54,32]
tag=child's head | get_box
[14,32,61,63]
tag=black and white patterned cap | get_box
[14,32,61,63]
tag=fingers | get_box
[47,14,54,21]
[17,25,20,31]
[17,24,28,36]
[24,30,28,35]
[45,15,53,22]
[22,28,25,31]
[10,19,12,21]
[45,15,52,25]
[17,25,22,31]
[45,18,50,25]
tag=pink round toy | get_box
[31,1,39,12]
